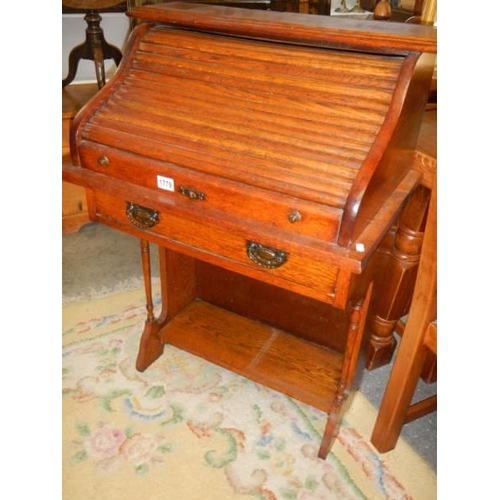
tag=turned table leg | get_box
[136,242,196,372]
[136,239,164,371]
[365,185,431,370]
[319,283,372,458]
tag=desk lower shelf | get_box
[159,299,343,413]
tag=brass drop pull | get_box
[246,241,288,269]
[126,202,160,229]
[178,186,206,201]
[97,155,110,167]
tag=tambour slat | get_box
[139,29,404,86]
[124,71,385,132]
[123,72,383,138]
[98,91,367,177]
[103,98,367,165]
[131,56,394,115]
[88,111,358,191]
[120,76,376,152]
[133,47,397,102]
[81,26,405,209]
[84,121,352,207]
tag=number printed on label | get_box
[157,175,175,192]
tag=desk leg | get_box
[319,283,372,458]
[365,185,430,370]
[136,242,196,372]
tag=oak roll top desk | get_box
[62,2,436,458]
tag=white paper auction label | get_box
[157,175,175,192]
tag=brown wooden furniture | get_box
[128,0,272,10]
[364,107,436,370]
[274,0,329,14]
[370,167,437,453]
[363,0,434,23]
[63,2,436,458]
[62,83,99,234]
[364,0,436,369]
[62,1,124,89]
[129,0,327,15]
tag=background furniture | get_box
[62,83,98,234]
[62,1,126,233]
[364,0,436,370]
[127,0,330,16]
[368,0,437,439]
[362,0,434,23]
[62,1,124,88]
[365,106,436,371]
[128,0,272,10]
[371,166,437,453]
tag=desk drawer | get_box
[79,141,342,242]
[92,190,344,304]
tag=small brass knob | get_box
[97,155,110,167]
[288,209,302,223]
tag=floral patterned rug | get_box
[62,287,437,500]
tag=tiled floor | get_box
[62,221,437,471]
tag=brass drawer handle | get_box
[246,241,288,269]
[126,202,160,229]
[178,186,206,201]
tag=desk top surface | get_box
[128,2,437,54]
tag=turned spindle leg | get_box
[319,388,345,459]
[136,243,197,372]
[136,239,165,372]
[319,283,373,458]
[365,186,431,370]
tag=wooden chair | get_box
[370,0,437,442]
[364,0,436,371]
[370,170,437,453]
